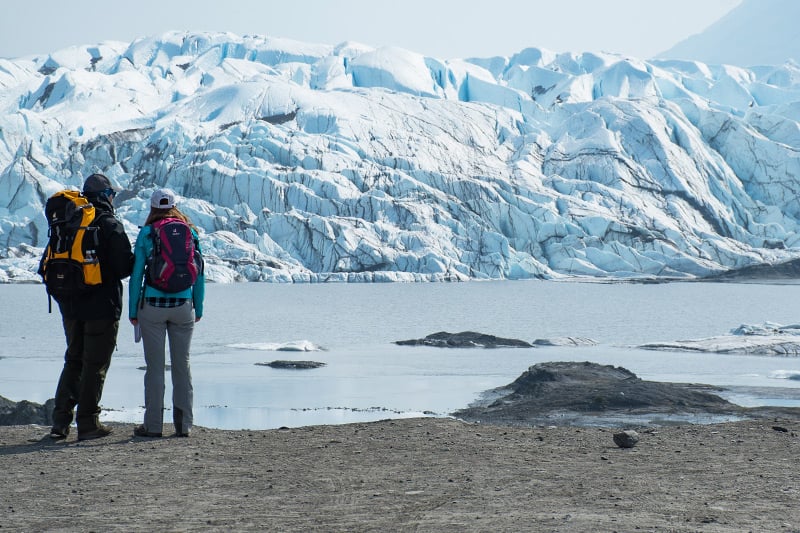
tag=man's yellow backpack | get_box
[38,190,103,310]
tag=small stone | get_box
[613,430,640,448]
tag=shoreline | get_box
[3,417,800,531]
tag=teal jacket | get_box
[129,224,205,319]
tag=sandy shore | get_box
[3,417,800,532]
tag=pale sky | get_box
[2,0,742,60]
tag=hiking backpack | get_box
[38,190,103,307]
[145,218,203,293]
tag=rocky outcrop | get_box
[0,395,54,426]
[506,362,732,410]
[451,361,789,427]
[395,331,534,348]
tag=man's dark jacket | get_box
[52,195,134,320]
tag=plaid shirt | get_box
[145,297,189,308]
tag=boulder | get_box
[0,395,54,426]
[613,430,640,448]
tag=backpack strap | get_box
[139,275,146,310]
[38,246,53,313]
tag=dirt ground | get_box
[3,417,800,532]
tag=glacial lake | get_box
[2,280,800,430]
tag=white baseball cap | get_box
[150,188,177,209]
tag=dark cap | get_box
[83,173,116,194]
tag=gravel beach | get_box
[3,417,800,532]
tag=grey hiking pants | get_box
[139,300,194,435]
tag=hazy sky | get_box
[2,0,742,60]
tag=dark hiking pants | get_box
[52,318,119,432]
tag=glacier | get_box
[1,31,800,283]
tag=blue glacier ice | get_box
[1,30,799,283]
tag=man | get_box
[48,173,134,440]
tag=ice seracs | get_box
[1,29,799,283]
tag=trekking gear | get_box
[39,190,104,311]
[133,425,162,438]
[83,174,117,205]
[77,424,113,441]
[145,218,203,293]
[150,188,176,209]
[49,426,69,440]
[83,173,116,194]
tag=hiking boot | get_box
[77,424,113,441]
[133,425,162,438]
[49,426,69,440]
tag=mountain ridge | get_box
[658,0,800,67]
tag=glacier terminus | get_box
[1,31,800,283]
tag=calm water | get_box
[2,280,800,429]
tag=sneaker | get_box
[77,424,113,441]
[133,425,162,438]
[49,426,69,440]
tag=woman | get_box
[129,188,205,438]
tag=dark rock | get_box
[0,395,54,426]
[613,430,640,448]
[395,331,534,348]
[257,360,326,369]
[452,361,756,427]
[258,109,297,125]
